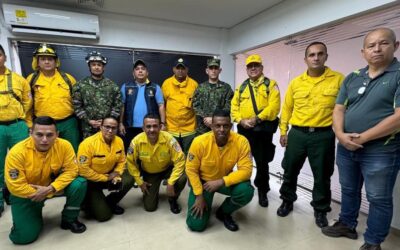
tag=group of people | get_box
[0,27,399,250]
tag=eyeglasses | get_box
[102,125,118,132]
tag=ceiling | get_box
[5,0,284,28]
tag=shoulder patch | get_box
[79,155,88,163]
[188,152,195,162]
[127,146,134,155]
[9,169,19,179]
[172,142,182,152]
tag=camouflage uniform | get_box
[73,76,122,138]
[193,80,233,134]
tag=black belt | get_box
[292,125,332,133]
[55,115,74,123]
[0,119,22,125]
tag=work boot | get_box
[314,211,328,228]
[168,198,181,214]
[110,204,125,215]
[258,190,268,207]
[277,200,293,217]
[321,221,358,239]
[216,207,239,232]
[61,220,87,233]
[359,243,381,250]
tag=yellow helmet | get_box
[31,43,60,70]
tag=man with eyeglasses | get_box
[231,54,280,208]
[73,51,122,139]
[193,58,234,135]
[126,113,186,214]
[77,117,134,222]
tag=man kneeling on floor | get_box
[186,109,254,232]
[127,113,186,214]
[5,116,87,245]
[78,117,134,222]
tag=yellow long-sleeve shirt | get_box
[78,132,125,182]
[231,75,280,124]
[185,131,253,196]
[279,67,344,135]
[126,131,185,186]
[0,68,32,122]
[5,137,78,198]
[26,69,76,120]
[161,76,198,136]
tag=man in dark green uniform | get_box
[193,58,234,135]
[72,51,122,138]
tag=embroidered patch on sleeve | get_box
[188,153,195,162]
[172,142,182,152]
[127,146,134,155]
[79,155,88,163]
[9,169,19,179]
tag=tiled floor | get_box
[1,175,399,250]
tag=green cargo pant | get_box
[9,177,87,245]
[279,127,335,212]
[142,167,187,212]
[0,120,29,209]
[55,116,80,153]
[84,171,134,222]
[186,181,254,232]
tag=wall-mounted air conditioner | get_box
[2,4,99,39]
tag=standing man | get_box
[0,44,32,216]
[119,59,166,151]
[73,51,122,139]
[126,113,186,214]
[186,109,254,232]
[322,28,400,250]
[162,58,198,154]
[78,117,134,222]
[193,58,234,135]
[27,43,79,152]
[5,116,87,245]
[231,54,280,207]
[277,42,344,228]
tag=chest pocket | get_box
[33,82,48,99]
[53,82,71,99]
[92,155,107,167]
[200,160,219,176]
[293,91,310,108]
[320,89,339,108]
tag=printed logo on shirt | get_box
[9,169,19,179]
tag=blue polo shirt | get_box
[121,82,164,127]
[336,58,400,152]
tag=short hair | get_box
[143,113,161,123]
[32,116,57,130]
[212,109,231,120]
[305,42,327,57]
[363,28,397,47]
[0,45,5,55]
[101,116,119,125]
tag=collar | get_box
[300,67,334,81]
[249,75,264,87]
[360,58,400,76]
[172,76,188,87]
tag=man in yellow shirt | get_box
[231,54,280,208]
[161,58,198,154]
[5,116,87,245]
[127,113,186,214]
[0,44,32,216]
[27,43,79,152]
[277,42,344,228]
[186,109,254,232]
[78,117,134,222]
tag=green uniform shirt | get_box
[336,58,400,152]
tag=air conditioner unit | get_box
[2,4,99,39]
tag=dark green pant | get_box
[142,167,187,212]
[186,181,254,232]
[279,127,335,212]
[56,116,80,153]
[0,120,29,208]
[174,134,196,156]
[84,171,134,222]
[9,177,87,245]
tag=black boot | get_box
[168,198,181,214]
[258,190,268,207]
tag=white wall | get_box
[227,0,398,54]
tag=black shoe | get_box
[60,220,86,233]
[314,211,328,228]
[216,208,239,232]
[111,204,125,215]
[277,200,293,217]
[0,206,3,218]
[321,221,358,239]
[359,243,381,250]
[168,198,181,214]
[258,191,269,207]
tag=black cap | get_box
[174,58,187,68]
[133,59,147,69]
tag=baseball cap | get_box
[246,54,262,66]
